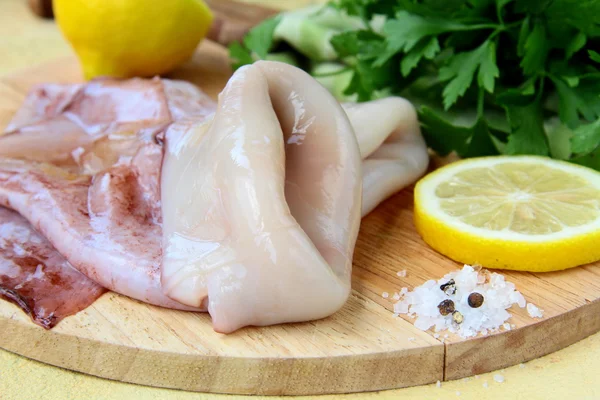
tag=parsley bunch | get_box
[230,0,600,169]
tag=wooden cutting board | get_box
[1,41,600,395]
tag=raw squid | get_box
[343,99,428,216]
[161,61,363,332]
[0,62,428,332]
[161,61,428,332]
[0,78,215,316]
[0,207,106,328]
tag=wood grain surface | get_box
[0,40,599,395]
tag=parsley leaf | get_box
[520,19,549,76]
[418,107,499,157]
[545,0,600,37]
[551,76,600,128]
[243,16,282,59]
[376,11,471,66]
[330,31,361,58]
[565,32,587,60]
[331,30,384,60]
[478,41,500,94]
[571,118,600,155]
[400,37,440,77]
[496,0,514,23]
[396,0,491,20]
[228,15,282,70]
[504,101,549,155]
[461,118,501,158]
[418,106,471,156]
[439,41,499,109]
[517,16,530,57]
[515,0,553,14]
[590,51,600,63]
[228,42,255,71]
[571,148,600,170]
[344,58,395,101]
[333,0,396,20]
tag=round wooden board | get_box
[1,41,600,395]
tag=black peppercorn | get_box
[438,299,455,316]
[440,279,456,296]
[468,292,484,308]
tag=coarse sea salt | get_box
[527,303,544,318]
[392,264,541,338]
[397,270,407,277]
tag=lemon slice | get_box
[414,156,600,272]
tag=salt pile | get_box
[393,265,543,338]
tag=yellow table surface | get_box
[0,0,598,399]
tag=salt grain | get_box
[436,380,441,388]
[391,264,541,338]
[408,337,416,342]
[494,374,505,383]
[433,333,440,339]
[456,391,461,396]
[382,292,389,298]
[397,270,407,277]
[393,301,409,314]
[519,363,525,369]
[392,293,401,301]
[527,303,544,318]
[483,381,489,388]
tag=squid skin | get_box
[161,61,428,333]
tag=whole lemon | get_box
[54,0,213,79]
